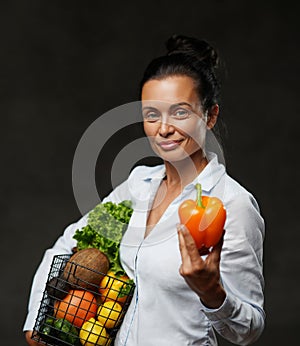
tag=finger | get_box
[178,224,203,264]
[177,225,196,277]
[177,224,191,265]
[208,230,225,264]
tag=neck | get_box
[163,150,208,187]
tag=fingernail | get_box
[177,223,186,233]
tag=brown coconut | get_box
[63,248,109,291]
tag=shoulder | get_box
[101,164,164,206]
[221,173,265,240]
[206,155,260,214]
[106,164,165,206]
[223,173,261,212]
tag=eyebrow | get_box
[170,102,194,111]
[142,102,194,112]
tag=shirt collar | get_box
[142,152,225,192]
[194,152,225,192]
[142,164,166,181]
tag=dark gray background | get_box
[1,1,299,345]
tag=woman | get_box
[25,34,265,345]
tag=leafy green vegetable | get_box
[88,201,132,243]
[73,200,133,276]
[118,280,134,298]
[54,318,78,344]
[40,316,55,336]
[39,317,79,345]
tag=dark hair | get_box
[139,34,221,111]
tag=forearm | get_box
[24,247,69,331]
[23,215,88,331]
[25,331,43,346]
[204,193,266,345]
[24,181,131,332]
[201,291,265,345]
[199,282,226,309]
[197,275,264,345]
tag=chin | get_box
[153,144,204,164]
[153,147,191,162]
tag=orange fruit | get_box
[54,289,98,328]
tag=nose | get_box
[159,120,175,137]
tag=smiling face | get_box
[141,75,209,163]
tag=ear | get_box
[206,104,219,130]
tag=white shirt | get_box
[24,153,265,345]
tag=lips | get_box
[156,139,183,151]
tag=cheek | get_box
[177,118,206,144]
[143,122,150,136]
[143,122,157,139]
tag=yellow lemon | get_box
[79,318,109,346]
[97,300,123,329]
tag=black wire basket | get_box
[32,254,135,346]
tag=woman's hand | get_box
[177,224,226,309]
[25,331,43,346]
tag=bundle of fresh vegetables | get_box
[73,200,133,276]
[32,200,135,346]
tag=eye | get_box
[171,108,191,119]
[143,111,160,122]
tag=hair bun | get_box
[165,34,219,69]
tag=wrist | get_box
[199,284,226,309]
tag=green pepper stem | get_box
[196,183,205,208]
